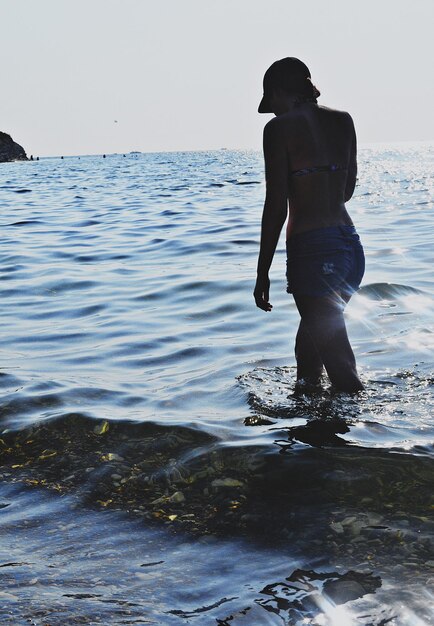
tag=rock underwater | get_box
[0,131,28,162]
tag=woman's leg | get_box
[293,293,364,393]
[295,318,323,384]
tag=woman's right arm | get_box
[254,119,289,311]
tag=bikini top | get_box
[290,164,347,177]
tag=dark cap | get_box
[258,57,311,113]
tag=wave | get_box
[358,282,426,300]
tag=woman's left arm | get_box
[254,118,289,311]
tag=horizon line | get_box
[18,139,434,161]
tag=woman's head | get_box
[258,57,320,114]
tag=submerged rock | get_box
[168,491,185,503]
[323,577,374,604]
[211,478,245,489]
[0,131,28,163]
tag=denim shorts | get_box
[286,225,365,297]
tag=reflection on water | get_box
[0,145,433,623]
[1,482,434,626]
[1,481,433,625]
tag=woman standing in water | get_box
[254,57,365,393]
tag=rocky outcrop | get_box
[0,131,28,163]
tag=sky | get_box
[1,0,433,156]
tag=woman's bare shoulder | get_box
[263,115,291,144]
[318,106,354,125]
[264,107,355,139]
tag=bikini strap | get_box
[290,164,347,177]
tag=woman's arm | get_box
[254,119,289,311]
[344,114,357,202]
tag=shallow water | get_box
[0,145,433,624]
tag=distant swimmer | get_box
[254,57,365,394]
[103,154,106,158]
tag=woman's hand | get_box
[254,275,273,312]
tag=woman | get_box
[254,57,365,393]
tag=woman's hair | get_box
[279,74,321,104]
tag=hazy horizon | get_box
[2,0,433,157]
[8,139,430,161]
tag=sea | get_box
[0,144,433,625]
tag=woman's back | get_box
[273,104,357,236]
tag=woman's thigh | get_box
[293,293,345,320]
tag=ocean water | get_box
[0,145,433,625]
